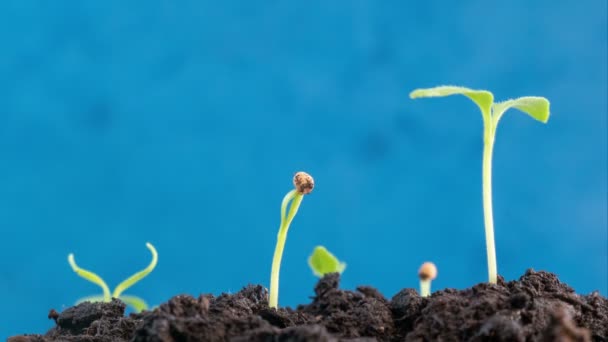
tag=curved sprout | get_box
[269,172,315,309]
[269,189,303,309]
[68,253,111,301]
[68,242,158,312]
[112,242,158,298]
[280,189,298,229]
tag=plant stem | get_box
[269,190,303,309]
[482,124,498,284]
[113,242,158,298]
[420,279,431,297]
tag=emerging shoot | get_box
[418,262,437,297]
[410,86,550,284]
[68,242,158,312]
[269,171,314,309]
[308,245,346,277]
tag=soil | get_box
[9,269,607,341]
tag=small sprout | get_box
[308,246,346,277]
[410,86,550,284]
[418,262,437,297]
[269,172,314,309]
[68,242,158,312]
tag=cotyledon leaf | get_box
[308,246,346,277]
[410,85,494,123]
[492,96,550,125]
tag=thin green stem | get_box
[419,279,431,297]
[269,189,303,309]
[482,123,498,284]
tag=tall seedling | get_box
[410,86,550,283]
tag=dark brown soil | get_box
[9,269,607,341]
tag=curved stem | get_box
[269,190,302,308]
[482,124,498,284]
[68,254,111,301]
[113,242,158,298]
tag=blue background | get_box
[1,1,606,338]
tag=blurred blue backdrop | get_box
[0,0,606,338]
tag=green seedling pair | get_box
[68,242,158,312]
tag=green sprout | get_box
[269,171,314,309]
[410,86,550,284]
[418,262,437,297]
[67,242,158,312]
[308,245,346,277]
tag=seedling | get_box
[67,242,158,312]
[269,171,314,309]
[418,262,437,297]
[308,245,346,277]
[410,86,550,284]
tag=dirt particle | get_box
[47,309,59,323]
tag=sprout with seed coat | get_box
[269,172,314,309]
[418,262,437,297]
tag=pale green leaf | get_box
[119,295,149,312]
[308,246,346,277]
[492,96,550,125]
[409,85,494,122]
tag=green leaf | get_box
[409,85,494,123]
[308,246,346,277]
[492,96,550,125]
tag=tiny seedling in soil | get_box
[308,245,346,277]
[12,270,607,341]
[410,86,550,284]
[67,242,158,312]
[269,171,314,309]
[418,262,437,297]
